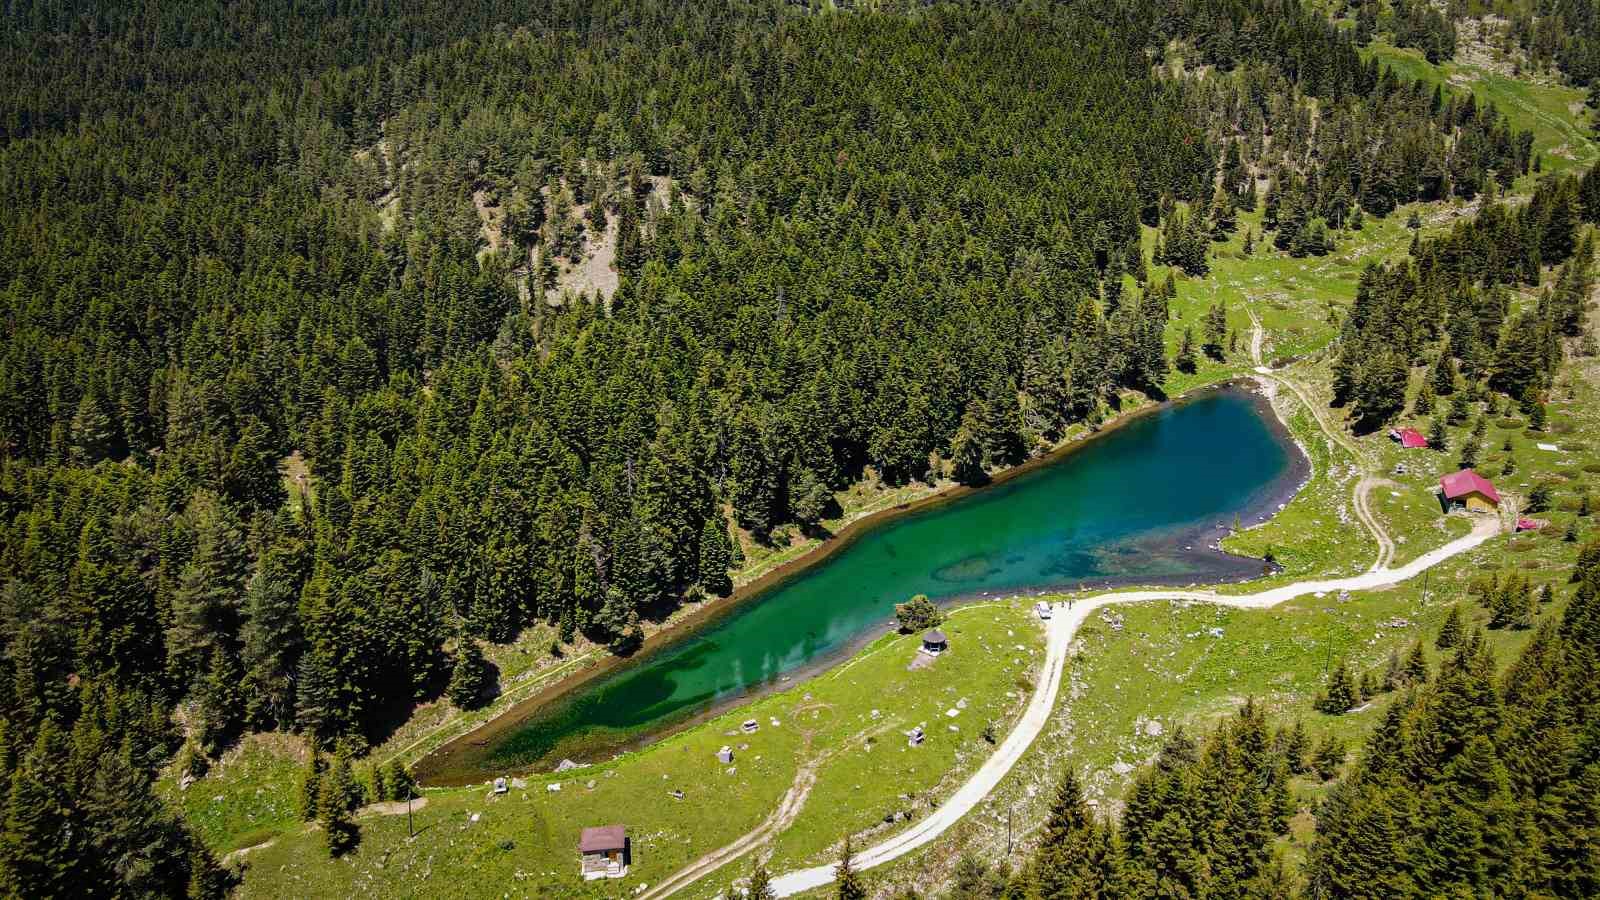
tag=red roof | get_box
[1517,517,1545,531]
[1440,469,1500,504]
[579,825,627,854]
[1397,427,1428,449]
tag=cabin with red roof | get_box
[1390,427,1428,449]
[1440,469,1500,513]
[579,825,629,880]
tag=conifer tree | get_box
[317,761,359,857]
[1311,735,1345,780]
[697,515,733,596]
[836,834,867,900]
[746,863,776,900]
[950,405,988,486]
[299,752,325,822]
[1203,303,1228,360]
[1281,720,1312,775]
[1176,328,1198,374]
[446,639,493,710]
[1316,659,1358,714]
[1414,381,1435,415]
[1428,416,1449,453]
[1403,641,1430,684]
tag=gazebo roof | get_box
[923,629,947,644]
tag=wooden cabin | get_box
[579,825,629,880]
[1440,469,1500,513]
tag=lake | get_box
[419,384,1305,781]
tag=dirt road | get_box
[1245,308,1393,570]
[766,517,1498,896]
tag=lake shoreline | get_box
[414,378,1309,786]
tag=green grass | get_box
[199,42,1600,900]
[232,602,1044,899]
[159,734,307,854]
[1366,42,1598,176]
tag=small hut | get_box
[922,629,948,655]
[1440,469,1500,513]
[1390,427,1429,449]
[579,825,629,880]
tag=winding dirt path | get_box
[765,515,1500,897]
[1245,308,1393,570]
[638,764,822,900]
[649,318,1460,897]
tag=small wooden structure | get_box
[907,725,925,747]
[1517,517,1546,532]
[1440,469,1500,513]
[921,629,948,655]
[716,745,734,764]
[579,825,629,880]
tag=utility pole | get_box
[407,785,415,839]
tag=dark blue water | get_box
[433,386,1301,777]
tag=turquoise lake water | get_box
[432,386,1303,777]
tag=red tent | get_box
[1396,427,1428,449]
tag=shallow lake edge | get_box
[414,376,1309,785]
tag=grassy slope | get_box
[202,40,1600,900]
[232,603,1044,898]
[848,46,1600,896]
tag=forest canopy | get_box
[0,0,1572,893]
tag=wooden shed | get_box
[579,825,629,880]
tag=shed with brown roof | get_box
[579,825,629,880]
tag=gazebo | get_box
[922,629,948,655]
